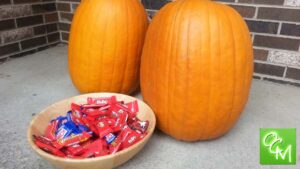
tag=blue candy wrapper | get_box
[78,124,89,132]
[56,116,68,129]
[67,111,73,122]
[104,133,116,144]
[56,121,77,139]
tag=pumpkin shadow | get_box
[130,85,141,96]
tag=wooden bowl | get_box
[27,93,156,169]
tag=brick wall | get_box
[2,0,300,86]
[56,0,79,42]
[0,0,60,62]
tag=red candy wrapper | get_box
[109,134,123,154]
[34,135,52,145]
[81,139,106,158]
[34,135,65,157]
[95,120,113,138]
[71,103,84,125]
[121,130,142,149]
[109,105,128,133]
[82,104,110,111]
[53,132,92,149]
[67,144,84,156]
[126,100,139,119]
[115,103,129,113]
[109,126,132,154]
[113,113,128,132]
[105,118,116,126]
[71,103,82,118]
[110,104,128,118]
[83,108,108,117]
[130,120,149,134]
[81,117,98,134]
[87,96,117,106]
[45,120,58,141]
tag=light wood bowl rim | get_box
[27,92,156,163]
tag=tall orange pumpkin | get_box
[69,0,148,94]
[140,0,253,141]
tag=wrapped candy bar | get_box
[53,131,92,149]
[67,144,84,156]
[44,120,59,141]
[129,120,149,134]
[34,135,65,157]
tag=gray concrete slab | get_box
[0,44,299,169]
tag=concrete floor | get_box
[0,44,299,169]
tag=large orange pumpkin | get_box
[69,0,148,94]
[140,0,253,141]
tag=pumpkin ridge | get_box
[214,6,245,138]
[85,2,95,92]
[103,0,115,91]
[164,6,172,135]
[165,1,183,136]
[212,4,222,139]
[166,3,175,136]
[243,18,253,110]
[241,9,253,99]
[183,10,190,140]
[238,11,248,126]
[160,4,173,132]
[98,5,108,92]
[207,3,224,139]
[239,8,252,129]
[109,0,117,92]
[217,5,237,137]
[87,2,96,91]
[199,1,212,140]
[118,0,128,92]
[230,8,252,132]
[71,1,93,92]
[181,0,192,140]
[216,3,222,138]
[89,1,99,91]
[209,3,223,138]
[68,1,83,91]
[130,0,148,93]
[84,2,91,91]
[154,3,173,133]
[193,1,206,140]
[130,0,140,93]
[141,11,156,124]
[205,4,232,138]
[225,11,247,135]
[171,0,188,138]
[228,7,246,135]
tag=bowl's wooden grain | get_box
[27,93,156,169]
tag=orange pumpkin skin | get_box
[140,0,253,141]
[68,0,148,94]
